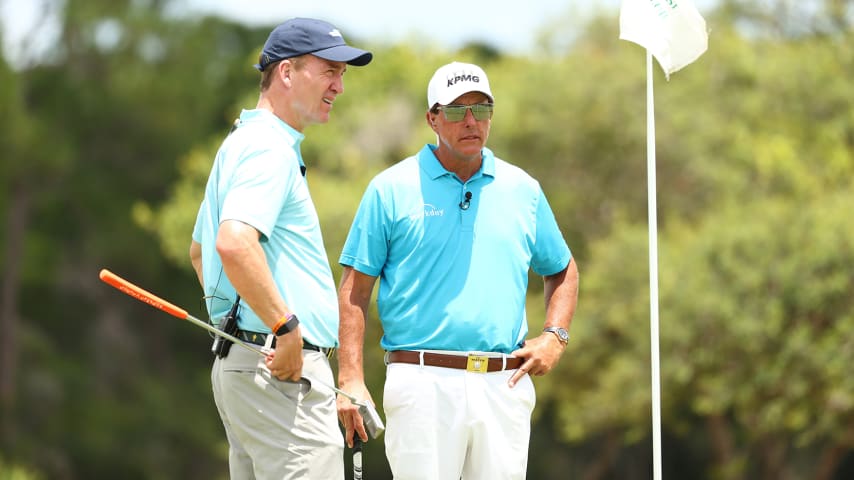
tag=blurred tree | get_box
[1,0,267,477]
[561,188,854,479]
[538,9,854,479]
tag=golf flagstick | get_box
[99,268,385,441]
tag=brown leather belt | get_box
[386,350,523,373]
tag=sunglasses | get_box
[436,103,494,122]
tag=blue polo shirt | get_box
[339,144,571,353]
[192,109,338,348]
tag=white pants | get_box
[383,362,536,480]
[211,345,344,480]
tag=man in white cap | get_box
[190,17,371,480]
[336,61,579,479]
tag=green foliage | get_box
[539,15,854,477]
[670,192,854,443]
[0,457,42,480]
[133,140,222,265]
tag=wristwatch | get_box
[543,326,569,345]
[274,314,300,336]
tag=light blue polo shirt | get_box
[339,144,571,353]
[192,109,339,348]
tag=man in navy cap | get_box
[190,18,372,479]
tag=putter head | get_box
[357,401,385,439]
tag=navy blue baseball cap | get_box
[255,18,373,71]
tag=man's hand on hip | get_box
[507,332,566,388]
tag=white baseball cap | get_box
[427,61,494,108]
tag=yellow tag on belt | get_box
[466,355,489,373]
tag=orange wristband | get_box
[273,313,299,336]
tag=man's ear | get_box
[278,60,292,86]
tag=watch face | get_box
[546,327,569,343]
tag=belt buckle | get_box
[466,354,489,373]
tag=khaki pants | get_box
[211,345,344,480]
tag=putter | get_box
[98,268,385,440]
[353,437,363,480]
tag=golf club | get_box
[98,268,385,440]
[353,437,363,480]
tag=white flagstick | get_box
[646,51,663,480]
[620,1,708,476]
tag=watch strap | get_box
[273,314,299,336]
[543,326,569,345]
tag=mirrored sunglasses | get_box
[436,103,494,122]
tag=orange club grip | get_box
[99,269,189,319]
